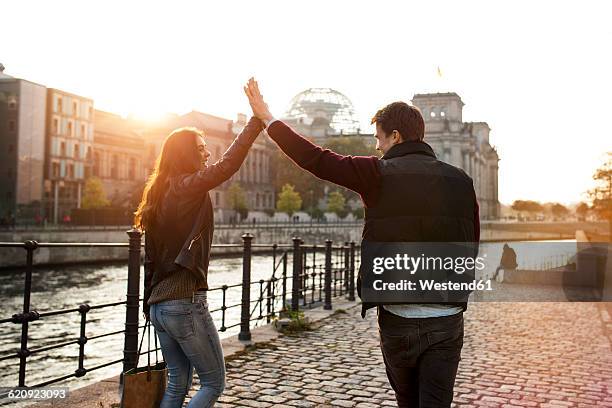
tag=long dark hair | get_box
[134,127,203,231]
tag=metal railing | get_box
[0,230,356,392]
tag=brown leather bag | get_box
[121,319,167,408]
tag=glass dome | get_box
[284,88,360,134]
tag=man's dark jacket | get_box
[143,118,263,311]
[265,120,480,317]
[359,141,478,315]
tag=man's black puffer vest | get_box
[358,141,478,317]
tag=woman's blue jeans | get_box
[150,292,225,408]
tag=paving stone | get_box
[182,302,611,407]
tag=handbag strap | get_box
[135,318,149,368]
[135,319,155,372]
[154,325,160,364]
[147,319,151,369]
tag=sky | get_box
[2,0,610,205]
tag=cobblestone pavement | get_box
[186,302,612,408]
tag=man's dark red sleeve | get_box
[267,121,381,207]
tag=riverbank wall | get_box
[0,221,607,269]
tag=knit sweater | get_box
[147,266,207,305]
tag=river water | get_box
[0,253,294,395]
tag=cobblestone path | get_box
[186,302,612,407]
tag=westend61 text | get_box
[372,279,493,291]
[372,254,486,275]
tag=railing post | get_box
[239,233,253,343]
[123,228,142,374]
[324,240,333,310]
[18,240,38,387]
[301,239,306,306]
[282,253,288,313]
[344,241,350,292]
[291,237,302,312]
[348,241,356,301]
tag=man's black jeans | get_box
[378,307,464,408]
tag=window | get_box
[440,110,446,118]
[53,118,59,134]
[60,142,66,157]
[74,144,80,159]
[86,146,92,160]
[81,124,86,138]
[8,120,16,132]
[215,192,220,206]
[89,107,93,119]
[73,101,78,117]
[128,158,136,180]
[57,97,63,113]
[68,164,74,179]
[67,122,73,137]
[52,162,60,178]
[8,98,17,110]
[430,107,436,118]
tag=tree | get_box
[276,184,302,216]
[322,137,376,157]
[228,182,248,221]
[326,191,346,217]
[82,177,110,209]
[352,207,364,219]
[588,152,611,236]
[575,202,589,220]
[511,200,544,220]
[550,203,569,220]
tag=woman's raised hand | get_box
[244,77,273,122]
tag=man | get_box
[244,78,479,407]
[493,243,518,282]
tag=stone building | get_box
[412,92,500,219]
[0,68,47,224]
[92,110,149,207]
[44,88,95,223]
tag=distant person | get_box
[493,243,518,282]
[244,78,479,408]
[134,117,264,408]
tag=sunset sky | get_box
[2,0,610,205]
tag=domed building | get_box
[283,88,361,137]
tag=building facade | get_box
[0,71,47,224]
[44,89,95,223]
[412,92,500,219]
[92,110,149,207]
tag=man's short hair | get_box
[371,102,425,142]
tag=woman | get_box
[134,116,263,407]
